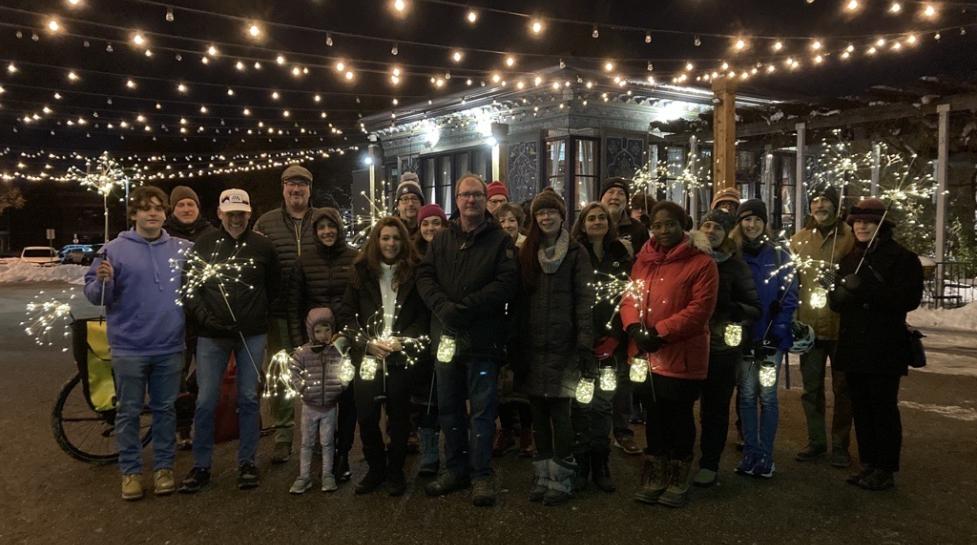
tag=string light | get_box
[466,9,478,24]
[734,38,747,51]
[530,19,543,34]
[125,79,136,89]
[325,33,334,47]
[391,43,398,55]
[772,40,784,52]
[645,31,652,44]
[811,39,823,51]
[235,60,245,71]
[131,32,146,47]
[206,45,219,57]
[888,2,902,13]
[392,0,407,14]
[47,18,62,33]
[177,82,188,93]
[505,56,516,67]
[451,50,463,63]
[845,0,859,11]
[592,26,599,39]
[921,3,937,18]
[247,23,261,39]
[276,54,286,65]
[603,61,615,72]
[67,70,79,81]
[66,0,82,6]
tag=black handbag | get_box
[905,324,927,368]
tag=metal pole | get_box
[762,145,774,215]
[935,104,950,303]
[870,142,881,197]
[689,135,699,226]
[795,123,806,236]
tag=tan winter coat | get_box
[789,221,854,340]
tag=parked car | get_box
[5,246,61,266]
[59,244,97,265]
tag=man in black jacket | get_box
[179,189,280,494]
[254,164,321,463]
[416,174,518,507]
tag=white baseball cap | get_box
[219,189,252,213]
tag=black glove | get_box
[627,324,665,354]
[578,351,598,379]
[839,274,862,292]
[728,302,745,323]
[440,302,469,331]
[818,270,838,289]
[769,299,783,318]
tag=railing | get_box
[923,261,977,309]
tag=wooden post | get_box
[711,78,737,192]
[795,123,806,235]
[870,142,881,197]
[689,134,699,225]
[935,104,950,302]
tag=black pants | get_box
[571,388,613,455]
[354,365,411,477]
[612,368,635,438]
[698,351,740,471]
[499,401,532,431]
[336,385,357,456]
[639,373,701,459]
[847,372,902,472]
[530,397,573,460]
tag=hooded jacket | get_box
[515,233,595,398]
[163,215,217,243]
[741,238,800,351]
[789,220,854,340]
[616,212,650,256]
[287,208,359,346]
[254,205,321,316]
[289,308,346,408]
[829,232,923,375]
[416,213,518,361]
[83,230,191,357]
[621,233,719,380]
[579,237,633,361]
[183,227,280,338]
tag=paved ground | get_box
[1,282,976,545]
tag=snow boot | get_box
[543,457,576,506]
[658,457,693,508]
[529,459,549,502]
[634,455,669,504]
[417,427,440,477]
[573,450,590,492]
[590,449,616,493]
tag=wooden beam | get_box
[935,104,950,299]
[712,78,738,190]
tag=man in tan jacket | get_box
[789,187,855,468]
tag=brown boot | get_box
[633,455,668,504]
[658,457,693,507]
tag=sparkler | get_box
[339,306,431,375]
[263,349,299,400]
[590,273,646,330]
[21,289,75,351]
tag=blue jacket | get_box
[741,240,799,351]
[84,229,191,357]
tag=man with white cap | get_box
[179,188,280,494]
[255,164,321,463]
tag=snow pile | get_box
[909,301,977,332]
[0,263,87,285]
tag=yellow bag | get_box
[85,320,116,412]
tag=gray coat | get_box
[289,308,346,408]
[516,241,595,398]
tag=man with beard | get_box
[395,173,424,238]
[254,164,321,464]
[163,186,216,243]
[790,186,855,468]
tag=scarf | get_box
[538,229,570,274]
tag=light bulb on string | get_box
[392,0,407,14]
[734,38,747,51]
[592,26,599,39]
[811,39,822,51]
[131,32,146,47]
[165,7,174,22]
[505,56,516,67]
[888,2,902,13]
[67,70,79,81]
[921,3,936,18]
[47,18,62,33]
[248,23,261,39]
[451,50,463,63]
[645,31,652,44]
[276,55,286,65]
[326,34,333,47]
[530,19,543,34]
[694,35,702,46]
[845,0,859,11]
[466,9,478,24]
[603,61,614,72]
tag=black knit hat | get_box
[810,184,840,211]
[700,209,736,234]
[531,190,566,220]
[736,199,768,224]
[599,177,631,203]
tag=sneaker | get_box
[179,467,210,494]
[492,429,516,457]
[613,435,642,455]
[692,467,717,487]
[153,469,176,496]
[735,453,759,476]
[830,449,852,468]
[795,444,827,462]
[289,477,313,495]
[121,474,144,501]
[238,463,260,489]
[856,468,894,491]
[321,475,338,492]
[846,465,874,486]
[271,443,291,464]
[471,478,497,507]
[424,471,470,497]
[755,457,776,479]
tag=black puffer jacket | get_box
[580,237,633,343]
[617,213,650,256]
[338,260,429,369]
[829,231,923,375]
[515,235,595,398]
[184,227,280,338]
[163,215,217,243]
[707,244,762,355]
[287,208,358,347]
[254,205,321,316]
[416,214,518,361]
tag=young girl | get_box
[288,308,346,494]
[515,190,594,506]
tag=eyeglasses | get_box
[398,195,421,204]
[457,191,485,200]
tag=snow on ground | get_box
[909,301,977,331]
[0,263,87,285]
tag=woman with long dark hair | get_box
[568,201,632,493]
[337,216,429,497]
[515,190,594,506]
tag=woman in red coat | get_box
[621,201,718,508]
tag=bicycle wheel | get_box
[51,373,152,465]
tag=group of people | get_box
[84,163,923,507]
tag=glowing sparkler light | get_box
[810,287,828,309]
[599,366,617,392]
[262,349,299,399]
[758,359,778,388]
[724,323,743,347]
[338,354,355,384]
[629,357,648,383]
[575,377,595,403]
[360,355,379,380]
[21,290,75,351]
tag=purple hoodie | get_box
[83,229,191,357]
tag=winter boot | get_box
[518,428,535,457]
[590,449,616,493]
[543,458,576,506]
[633,455,669,504]
[573,450,590,492]
[334,451,352,483]
[529,459,549,502]
[658,457,693,508]
[417,427,440,477]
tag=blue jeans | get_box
[192,335,266,469]
[738,351,784,460]
[436,358,498,481]
[113,352,183,475]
